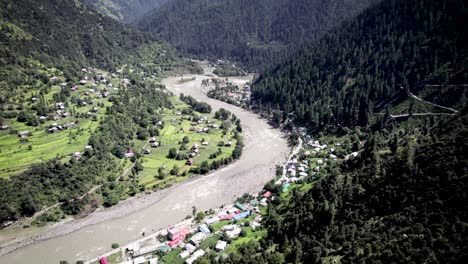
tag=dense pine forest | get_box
[136,0,380,70]
[80,0,168,23]
[251,0,468,129]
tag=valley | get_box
[0,0,466,263]
[0,65,289,264]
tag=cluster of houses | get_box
[105,194,272,264]
[188,116,218,133]
[207,78,251,106]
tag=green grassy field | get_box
[0,72,120,178]
[136,97,238,188]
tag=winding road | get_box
[0,68,289,264]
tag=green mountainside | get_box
[80,0,168,23]
[136,0,380,70]
[0,0,201,224]
[251,0,468,130]
[187,0,468,263]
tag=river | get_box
[0,70,289,264]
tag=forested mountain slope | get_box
[80,0,168,23]
[1,0,162,71]
[0,0,188,102]
[218,109,468,264]
[203,0,468,262]
[0,0,191,224]
[251,0,468,129]
[136,0,380,69]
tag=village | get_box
[204,78,252,108]
[87,125,360,264]
[0,66,126,177]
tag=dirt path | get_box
[410,92,459,113]
[0,67,289,264]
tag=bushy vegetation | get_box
[179,93,212,113]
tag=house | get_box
[250,221,261,230]
[30,97,37,102]
[159,245,171,254]
[144,149,152,154]
[185,249,205,264]
[0,125,10,130]
[233,211,251,221]
[185,243,196,253]
[202,141,208,146]
[314,166,320,172]
[330,154,337,159]
[215,240,227,251]
[71,85,79,91]
[125,149,134,158]
[225,226,242,239]
[79,80,87,85]
[218,214,234,221]
[317,159,324,165]
[186,159,193,166]
[226,208,240,214]
[250,199,259,207]
[85,145,93,150]
[199,224,211,234]
[192,144,199,150]
[179,250,190,259]
[73,152,82,160]
[189,232,205,245]
[151,142,160,148]
[99,257,108,264]
[222,224,237,231]
[148,258,158,264]
[205,216,220,225]
[18,131,29,137]
[167,227,181,240]
[56,102,65,110]
[48,127,58,133]
[225,141,232,147]
[263,191,272,198]
[234,202,246,211]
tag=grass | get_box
[160,248,184,264]
[0,76,120,178]
[199,234,222,250]
[211,221,230,232]
[225,226,266,253]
